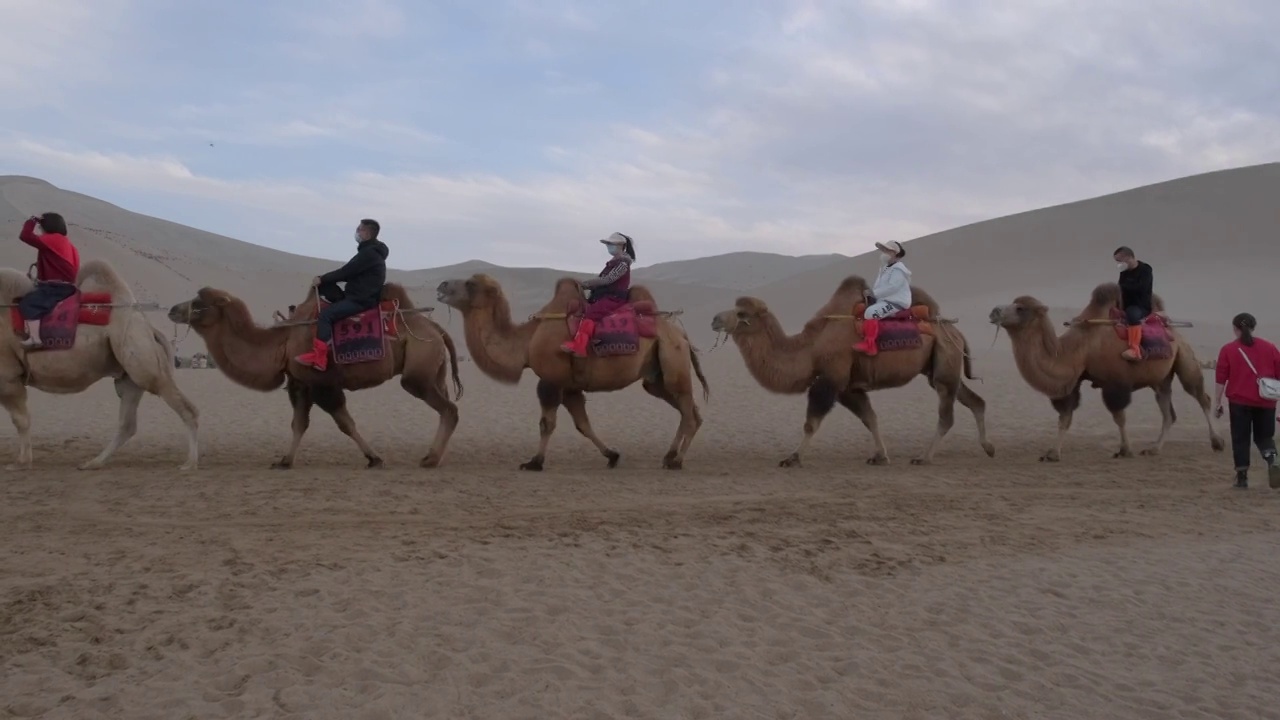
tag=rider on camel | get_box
[561,232,636,357]
[853,240,912,357]
[17,213,80,350]
[1114,246,1153,361]
[295,219,388,372]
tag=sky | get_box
[2,0,1278,272]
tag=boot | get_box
[1233,469,1248,489]
[1120,325,1143,360]
[294,338,330,371]
[854,318,881,356]
[1264,450,1280,490]
[560,319,595,358]
[20,319,42,349]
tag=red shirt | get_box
[1216,337,1280,409]
[19,218,80,283]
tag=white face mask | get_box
[354,231,363,243]
[32,224,45,237]
[1116,262,1128,271]
[881,253,894,264]
[607,244,622,256]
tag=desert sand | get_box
[2,169,1279,718]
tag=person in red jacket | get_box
[1213,312,1280,489]
[17,213,80,349]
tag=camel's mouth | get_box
[435,281,460,307]
[167,303,192,325]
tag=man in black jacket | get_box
[295,218,389,371]
[1114,245,1153,361]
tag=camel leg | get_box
[0,380,32,470]
[1140,375,1176,457]
[272,380,314,469]
[562,390,621,468]
[840,389,892,466]
[640,381,701,470]
[401,367,460,468]
[957,382,996,458]
[521,380,562,471]
[1101,385,1135,459]
[1172,350,1226,453]
[911,380,960,465]
[79,377,145,471]
[150,375,200,471]
[778,378,839,468]
[312,385,383,468]
[1042,383,1082,462]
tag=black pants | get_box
[315,282,375,343]
[1228,402,1277,471]
[1123,305,1148,325]
[18,282,77,320]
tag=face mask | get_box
[881,253,894,264]
[32,224,44,237]
[607,245,621,256]
[354,231,363,243]
[1116,262,1127,271]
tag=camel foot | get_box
[1038,450,1060,462]
[419,453,441,469]
[366,455,384,469]
[1211,436,1225,452]
[5,462,31,472]
[909,457,931,466]
[1113,448,1134,459]
[520,456,544,471]
[981,442,996,458]
[178,462,198,472]
[865,454,889,466]
[779,453,801,468]
[77,459,105,471]
[604,449,621,468]
[1139,447,1160,457]
[663,455,684,471]
[270,457,293,470]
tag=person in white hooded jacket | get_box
[854,240,912,356]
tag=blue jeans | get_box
[1123,305,1148,325]
[315,282,372,343]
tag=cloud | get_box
[3,0,1278,271]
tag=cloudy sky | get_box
[3,0,1277,271]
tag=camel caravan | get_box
[6,216,1227,474]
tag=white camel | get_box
[0,260,199,470]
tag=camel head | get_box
[711,296,772,335]
[168,287,236,331]
[435,274,505,312]
[988,295,1049,331]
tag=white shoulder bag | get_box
[1237,348,1280,401]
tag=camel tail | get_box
[689,342,710,404]
[961,331,980,382]
[441,326,464,401]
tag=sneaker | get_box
[1233,471,1248,489]
[1265,453,1280,490]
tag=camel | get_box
[988,283,1224,461]
[710,275,994,467]
[0,261,199,470]
[434,274,709,470]
[168,283,463,469]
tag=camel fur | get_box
[710,275,994,467]
[0,261,200,470]
[435,274,709,471]
[168,283,462,468]
[987,283,1224,462]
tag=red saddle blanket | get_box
[320,300,401,365]
[8,291,113,351]
[851,302,932,352]
[567,300,659,357]
[1107,309,1173,360]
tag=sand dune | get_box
[1,166,1277,718]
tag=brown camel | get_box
[0,261,200,470]
[710,275,994,467]
[168,283,463,468]
[435,274,709,470]
[988,283,1224,462]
